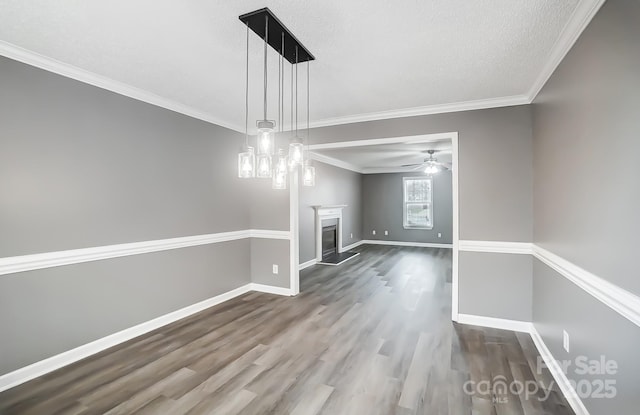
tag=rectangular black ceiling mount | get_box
[239,7,315,64]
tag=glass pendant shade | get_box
[237,146,255,178]
[275,149,288,174]
[272,170,287,189]
[303,161,316,187]
[256,153,272,178]
[288,140,304,169]
[257,120,275,155]
[272,149,288,189]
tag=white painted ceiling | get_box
[311,138,452,174]
[0,0,586,132]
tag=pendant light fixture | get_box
[288,46,305,169]
[238,8,315,188]
[238,23,255,178]
[273,149,288,190]
[255,14,274,179]
[302,61,316,187]
[273,32,287,189]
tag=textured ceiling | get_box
[0,0,582,132]
[312,139,452,173]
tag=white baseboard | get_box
[361,240,453,248]
[0,282,293,393]
[530,327,590,415]
[299,240,364,270]
[457,313,533,333]
[298,259,317,270]
[249,283,294,296]
[456,313,589,415]
[341,240,365,251]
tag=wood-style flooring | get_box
[0,245,574,414]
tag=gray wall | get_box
[251,238,291,288]
[307,105,533,321]
[532,0,640,296]
[0,240,250,375]
[308,105,533,243]
[459,252,532,321]
[0,56,287,376]
[531,0,640,412]
[298,161,363,263]
[362,170,452,244]
[0,57,250,257]
[248,178,290,232]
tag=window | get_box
[403,177,433,229]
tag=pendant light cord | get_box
[278,32,284,133]
[263,15,268,121]
[295,46,299,137]
[306,61,310,151]
[290,51,294,138]
[245,23,249,146]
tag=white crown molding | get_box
[0,229,291,276]
[0,41,244,133]
[533,245,640,328]
[309,95,530,129]
[308,152,363,173]
[308,133,457,151]
[361,240,452,249]
[308,133,456,174]
[0,281,294,392]
[526,0,606,100]
[530,326,590,415]
[361,167,422,174]
[1,1,603,133]
[459,240,533,255]
[457,314,533,333]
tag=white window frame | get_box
[403,177,433,230]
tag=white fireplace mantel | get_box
[313,205,346,261]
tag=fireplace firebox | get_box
[321,225,338,260]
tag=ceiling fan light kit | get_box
[237,7,316,187]
[400,149,447,175]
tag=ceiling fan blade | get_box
[401,163,422,167]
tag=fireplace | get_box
[321,224,338,260]
[313,205,360,266]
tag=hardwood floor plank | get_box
[102,367,196,415]
[185,388,256,415]
[0,245,575,415]
[289,384,334,415]
[398,331,434,409]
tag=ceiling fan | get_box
[401,150,450,174]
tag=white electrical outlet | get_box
[350,233,353,238]
[272,264,279,274]
[438,232,442,238]
[372,230,376,235]
[384,230,389,236]
[563,330,570,353]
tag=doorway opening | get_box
[290,132,459,321]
